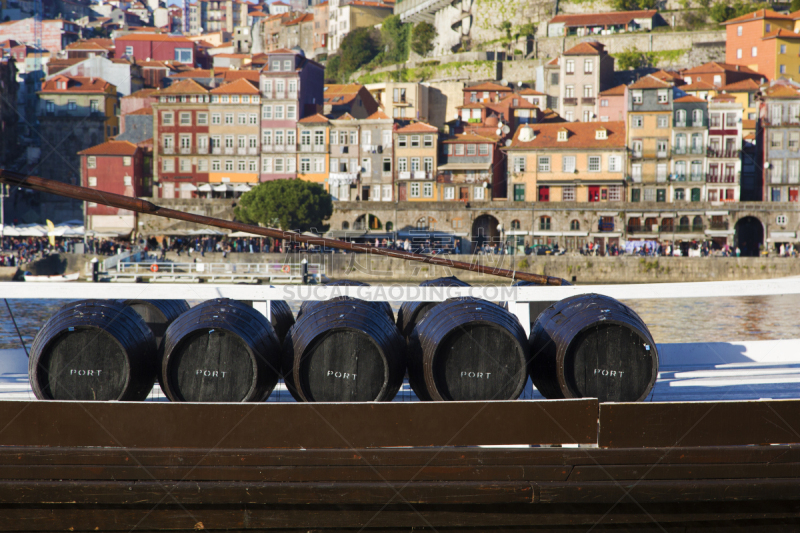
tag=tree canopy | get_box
[234,179,333,233]
[382,15,411,63]
[339,27,380,77]
[710,1,770,23]
[411,21,437,57]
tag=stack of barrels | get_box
[28,280,658,404]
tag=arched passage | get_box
[471,214,500,248]
[734,216,764,257]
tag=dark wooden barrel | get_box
[269,300,295,343]
[397,276,470,339]
[297,280,394,323]
[29,299,158,401]
[282,299,405,402]
[160,298,281,402]
[529,293,658,402]
[407,298,530,402]
[116,299,190,354]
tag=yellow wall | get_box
[395,138,438,201]
[298,126,329,185]
[627,111,672,183]
[773,37,800,83]
[209,172,258,183]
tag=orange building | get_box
[723,9,800,83]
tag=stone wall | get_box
[535,29,727,59]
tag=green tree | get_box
[234,179,333,233]
[381,15,410,64]
[709,1,733,23]
[338,27,380,79]
[616,48,648,70]
[638,0,657,9]
[410,22,437,57]
[793,0,800,12]
[609,0,640,10]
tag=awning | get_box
[180,183,197,191]
[770,231,797,240]
[213,184,232,192]
[677,211,703,216]
[597,212,619,217]
[228,230,263,237]
[531,231,562,237]
[198,184,213,192]
[505,230,530,236]
[234,183,253,192]
[642,213,661,218]
[437,163,492,171]
[705,230,735,236]
[326,230,367,238]
[590,232,622,238]
[706,211,729,216]
[625,212,643,218]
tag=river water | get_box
[0,292,798,351]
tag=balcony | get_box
[692,122,704,128]
[212,147,222,155]
[709,221,729,230]
[673,174,687,181]
[581,97,595,105]
[163,146,174,154]
[197,146,208,154]
[273,144,285,152]
[286,144,296,153]
[675,122,686,128]
[314,144,327,152]
[300,144,313,152]
[690,146,705,155]
[675,224,705,233]
[224,147,234,155]
[180,147,191,154]
[673,147,687,155]
[248,147,258,155]
[630,151,643,160]
[237,147,247,155]
[413,171,433,180]
[626,225,658,234]
[707,173,738,183]
[690,174,704,181]
[398,171,411,180]
[707,148,740,158]
[563,97,578,106]
[657,151,668,159]
[261,145,273,152]
[597,221,615,232]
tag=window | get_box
[631,189,641,202]
[125,45,133,56]
[87,156,96,169]
[262,106,272,120]
[558,130,568,142]
[423,135,433,147]
[198,160,208,172]
[180,134,191,149]
[237,113,247,125]
[444,186,455,200]
[287,130,296,147]
[398,135,407,148]
[196,112,208,125]
[609,185,621,201]
[781,65,787,74]
[569,219,579,230]
[583,85,594,98]
[275,130,284,146]
[224,113,234,125]
[423,183,433,197]
[632,91,642,104]
[300,158,311,173]
[513,185,525,202]
[288,80,297,94]
[777,214,788,225]
[283,59,291,71]
[211,113,221,124]
[588,156,601,172]
[675,188,685,201]
[561,186,575,202]
[566,59,574,74]
[657,163,668,182]
[513,156,526,173]
[632,163,642,182]
[737,26,742,36]
[565,85,574,98]
[174,48,192,62]
[658,115,668,128]
[466,144,477,156]
[410,182,420,197]
[287,105,296,119]
[538,186,549,202]
[539,216,551,230]
[180,158,191,172]
[211,159,221,171]
[261,157,271,172]
[274,158,284,172]
[88,176,97,187]
[90,100,99,112]
[737,49,742,59]
[538,156,550,172]
[656,189,666,202]
[752,46,757,57]
[632,116,643,128]
[162,112,174,125]
[563,156,576,173]
[162,158,174,172]
[657,90,668,104]
[179,112,191,125]
[163,135,174,149]
[474,186,485,200]
[423,157,433,172]
[608,155,621,172]
[410,157,420,171]
[225,160,234,171]
[274,106,284,119]
[771,132,782,149]
[601,99,608,107]
[455,144,465,155]
[383,157,391,173]
[411,135,420,147]
[584,59,593,74]
[224,135,234,148]
[398,158,407,172]
[479,144,489,155]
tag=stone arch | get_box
[471,213,500,248]
[734,216,764,257]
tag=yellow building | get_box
[297,114,330,185]
[208,78,262,185]
[504,121,627,203]
[394,122,439,202]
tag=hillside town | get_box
[0,0,799,256]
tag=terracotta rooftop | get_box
[127,107,154,115]
[763,84,800,98]
[210,78,260,94]
[598,84,626,96]
[170,69,213,78]
[298,113,329,123]
[65,41,111,51]
[519,88,545,95]
[465,81,512,92]
[629,75,672,90]
[674,95,706,103]
[123,88,160,98]
[160,78,209,95]
[682,61,761,75]
[742,119,756,130]
[366,110,391,120]
[563,41,606,56]
[219,69,260,82]
[115,33,193,43]
[763,28,800,40]
[507,121,626,150]
[550,9,657,27]
[681,80,717,91]
[396,122,438,133]
[284,13,313,25]
[40,76,113,93]
[443,131,499,143]
[539,108,566,123]
[711,93,736,102]
[722,8,794,25]
[721,79,761,92]
[78,140,138,156]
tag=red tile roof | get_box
[629,74,672,89]
[507,121,626,150]
[550,9,657,27]
[682,61,761,75]
[721,79,761,92]
[284,13,313,25]
[115,33,193,43]
[123,88,160,99]
[674,95,705,103]
[763,84,800,98]
[160,78,209,95]
[40,76,113,93]
[396,122,438,133]
[721,8,793,25]
[599,84,626,96]
[711,93,736,102]
[763,28,800,40]
[366,110,391,120]
[127,107,154,115]
[563,41,605,56]
[681,80,716,91]
[78,140,138,156]
[219,69,260,82]
[170,68,213,78]
[298,113,329,123]
[210,77,260,94]
[443,131,499,143]
[519,88,545,95]
[464,81,512,92]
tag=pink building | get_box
[115,34,197,65]
[0,18,80,53]
[597,84,627,123]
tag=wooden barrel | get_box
[529,294,658,402]
[29,299,158,401]
[282,299,405,402]
[116,299,190,354]
[407,298,530,402]
[160,298,281,402]
[396,276,470,339]
[297,280,394,323]
[268,300,295,343]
